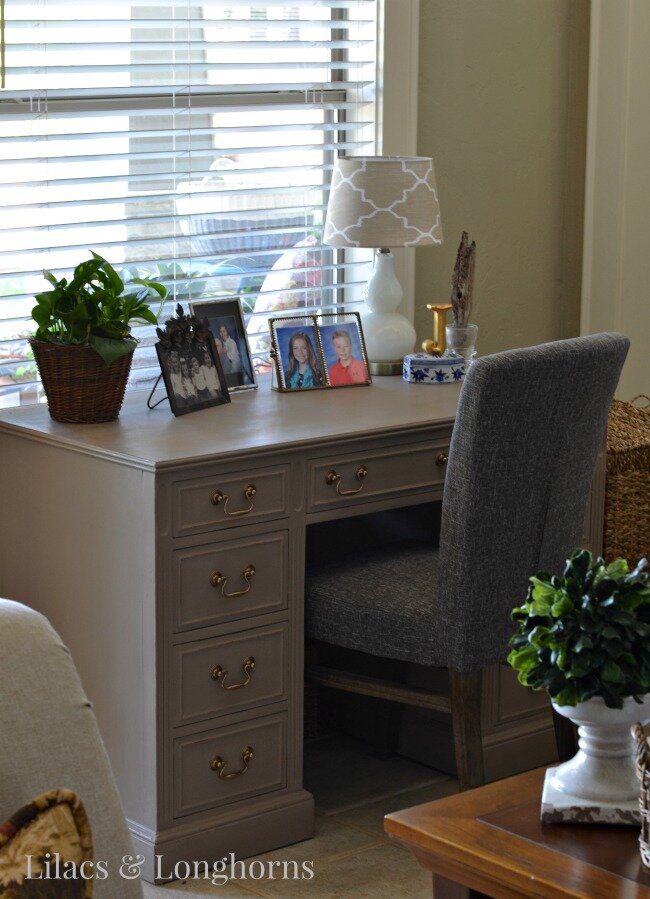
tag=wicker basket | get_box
[633,722,650,870]
[31,340,133,423]
[603,397,650,566]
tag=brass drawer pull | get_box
[210,656,256,690]
[210,564,255,598]
[210,746,254,779]
[325,464,368,496]
[436,451,448,467]
[209,484,256,516]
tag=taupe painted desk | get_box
[0,379,595,881]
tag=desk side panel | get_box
[0,432,158,829]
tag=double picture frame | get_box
[269,312,371,392]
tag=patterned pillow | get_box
[0,789,93,898]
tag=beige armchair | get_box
[0,599,142,897]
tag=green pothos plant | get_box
[507,550,650,709]
[32,252,167,365]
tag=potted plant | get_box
[508,549,650,816]
[31,252,166,423]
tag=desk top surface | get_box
[0,377,460,470]
[385,767,650,898]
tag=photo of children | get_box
[156,337,229,416]
[273,323,325,390]
[319,320,370,387]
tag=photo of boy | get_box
[320,322,370,387]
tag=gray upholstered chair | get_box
[305,333,629,790]
[0,599,142,898]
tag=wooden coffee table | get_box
[384,767,650,898]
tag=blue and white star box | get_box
[403,352,466,385]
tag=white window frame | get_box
[378,0,420,326]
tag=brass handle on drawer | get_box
[210,656,256,690]
[209,746,254,779]
[210,564,255,598]
[436,452,448,467]
[325,465,368,496]
[209,484,257,516]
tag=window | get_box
[0,0,378,405]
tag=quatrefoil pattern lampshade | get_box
[324,156,443,248]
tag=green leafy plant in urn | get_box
[508,549,650,823]
[31,252,166,423]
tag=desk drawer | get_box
[172,529,288,632]
[173,712,286,818]
[172,465,289,538]
[172,624,288,726]
[307,441,449,512]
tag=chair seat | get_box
[305,541,446,667]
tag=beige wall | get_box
[415,0,590,356]
[581,0,650,400]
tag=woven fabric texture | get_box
[0,600,142,898]
[604,398,650,566]
[306,333,629,672]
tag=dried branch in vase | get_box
[450,232,476,327]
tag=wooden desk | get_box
[385,767,650,898]
[0,379,581,881]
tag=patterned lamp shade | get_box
[324,156,443,248]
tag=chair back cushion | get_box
[436,333,629,671]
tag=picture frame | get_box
[268,312,371,392]
[318,313,372,388]
[189,297,257,391]
[154,305,230,416]
[269,316,327,392]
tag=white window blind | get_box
[0,0,377,405]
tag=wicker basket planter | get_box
[632,721,650,870]
[604,398,650,566]
[31,340,133,423]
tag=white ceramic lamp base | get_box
[362,250,415,374]
[362,311,416,374]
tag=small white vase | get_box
[550,695,648,802]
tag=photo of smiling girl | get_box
[279,327,324,389]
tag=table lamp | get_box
[324,155,443,374]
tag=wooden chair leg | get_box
[449,669,485,791]
[552,705,578,761]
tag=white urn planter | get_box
[541,695,649,824]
